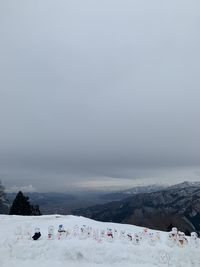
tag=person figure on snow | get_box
[32,227,41,240]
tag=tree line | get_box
[0,181,41,215]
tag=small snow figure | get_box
[72,225,79,237]
[155,232,161,242]
[119,230,127,242]
[32,227,41,240]
[166,227,178,247]
[142,228,149,240]
[57,224,66,240]
[100,229,105,239]
[190,232,199,248]
[15,225,23,240]
[133,233,141,245]
[106,228,114,242]
[48,226,55,240]
[113,229,118,239]
[92,228,100,241]
[148,232,157,246]
[23,223,32,240]
[159,250,171,265]
[171,227,178,240]
[177,231,188,247]
[79,225,87,239]
[86,226,92,238]
[166,232,176,247]
[127,233,132,242]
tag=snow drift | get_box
[0,215,199,267]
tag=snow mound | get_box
[0,215,199,267]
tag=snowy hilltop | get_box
[0,215,199,267]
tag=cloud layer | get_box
[0,1,200,191]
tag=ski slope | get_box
[0,215,199,267]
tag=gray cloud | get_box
[0,1,200,191]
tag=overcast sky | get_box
[0,1,200,192]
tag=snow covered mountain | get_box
[103,181,200,201]
[0,214,199,267]
[103,184,166,200]
[168,181,200,190]
[74,182,200,235]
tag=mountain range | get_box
[4,181,200,235]
[73,181,200,234]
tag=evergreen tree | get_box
[0,180,6,200]
[31,204,42,216]
[0,180,10,214]
[9,191,41,216]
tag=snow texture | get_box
[0,215,199,267]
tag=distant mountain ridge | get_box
[73,181,200,234]
[103,181,200,201]
[102,184,167,201]
[6,181,200,222]
[6,184,169,215]
[6,191,109,215]
[168,181,200,190]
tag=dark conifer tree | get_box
[31,204,42,216]
[0,180,10,214]
[9,191,41,216]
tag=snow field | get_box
[0,215,200,267]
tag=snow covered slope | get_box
[0,215,199,267]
